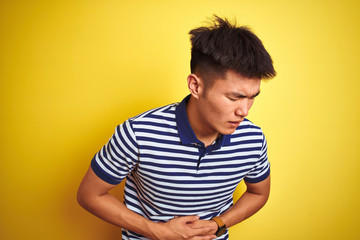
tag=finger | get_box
[176,215,199,223]
[189,234,217,240]
[190,226,217,237]
[187,220,210,228]
[187,220,217,234]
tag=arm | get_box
[219,175,270,228]
[77,167,217,240]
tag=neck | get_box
[186,96,219,147]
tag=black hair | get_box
[189,15,276,84]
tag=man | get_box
[77,15,276,240]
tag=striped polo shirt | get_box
[91,95,270,240]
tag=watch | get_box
[211,216,227,237]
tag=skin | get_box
[77,69,270,239]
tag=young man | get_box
[77,16,276,240]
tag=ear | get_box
[187,74,203,99]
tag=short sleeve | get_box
[244,132,270,183]
[91,119,139,185]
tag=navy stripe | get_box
[132,121,177,130]
[135,128,179,137]
[141,145,198,155]
[137,136,180,145]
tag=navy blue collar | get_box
[175,95,231,149]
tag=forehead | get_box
[209,70,261,94]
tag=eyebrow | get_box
[229,90,261,99]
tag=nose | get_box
[235,100,249,118]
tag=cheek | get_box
[214,104,235,119]
[203,95,232,117]
[205,105,227,123]
[208,103,223,115]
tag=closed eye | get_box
[227,91,260,101]
[227,95,249,101]
[228,97,238,101]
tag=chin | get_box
[220,128,237,135]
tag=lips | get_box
[229,120,242,127]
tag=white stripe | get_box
[134,117,177,126]
[152,111,176,118]
[133,124,178,134]
[140,141,197,152]
[205,150,260,159]
[231,135,263,143]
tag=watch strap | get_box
[211,216,227,237]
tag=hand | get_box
[152,216,217,240]
[186,219,218,236]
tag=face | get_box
[195,69,261,136]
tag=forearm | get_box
[77,167,162,239]
[78,190,159,239]
[220,176,271,228]
[220,190,268,228]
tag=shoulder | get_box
[112,103,180,147]
[131,102,178,121]
[129,102,178,123]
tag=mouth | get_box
[228,120,242,127]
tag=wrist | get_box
[147,221,166,240]
[211,216,227,237]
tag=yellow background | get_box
[1,0,359,239]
